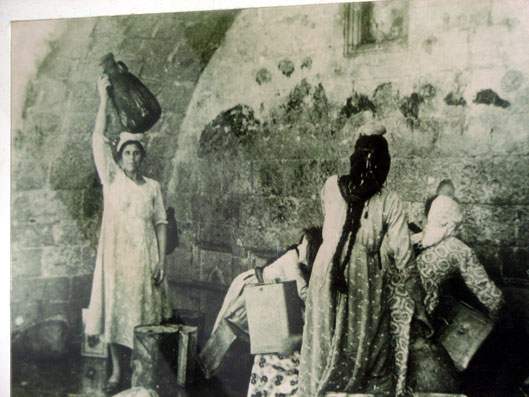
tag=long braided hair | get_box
[331,133,391,293]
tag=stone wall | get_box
[11,10,238,339]
[12,0,529,343]
[167,0,529,327]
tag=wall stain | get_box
[340,92,376,118]
[198,104,261,158]
[255,68,272,85]
[474,89,511,108]
[399,92,423,125]
[301,56,313,70]
[278,59,295,77]
[444,92,467,106]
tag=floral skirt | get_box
[247,351,300,397]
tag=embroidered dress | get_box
[416,195,503,318]
[417,237,503,317]
[298,175,415,397]
[84,133,172,349]
[248,352,301,397]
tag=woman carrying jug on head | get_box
[84,75,172,394]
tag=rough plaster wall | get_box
[11,11,238,338]
[168,0,529,312]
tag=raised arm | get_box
[92,76,118,185]
[459,248,504,319]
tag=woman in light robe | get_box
[298,123,417,397]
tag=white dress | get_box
[84,133,172,348]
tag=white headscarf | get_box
[359,120,387,136]
[116,131,145,153]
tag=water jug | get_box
[100,53,161,133]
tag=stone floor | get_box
[11,351,249,397]
[11,328,529,397]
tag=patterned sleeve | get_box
[92,133,119,185]
[459,250,504,319]
[153,181,168,226]
[383,192,415,397]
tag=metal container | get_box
[245,280,303,354]
[439,301,494,371]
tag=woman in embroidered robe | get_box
[84,76,172,392]
[298,123,416,397]
[413,179,504,319]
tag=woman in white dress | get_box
[84,76,172,393]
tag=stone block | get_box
[282,159,322,198]
[171,222,194,249]
[81,245,97,274]
[194,159,224,197]
[19,110,62,149]
[31,78,70,111]
[191,193,240,226]
[166,247,194,282]
[515,205,529,246]
[49,140,97,190]
[41,245,83,277]
[37,52,75,82]
[425,157,484,204]
[12,223,54,248]
[169,287,201,313]
[319,159,341,182]
[195,222,234,249]
[11,248,42,277]
[265,195,301,227]
[254,160,285,196]
[386,157,429,202]
[170,194,193,225]
[296,198,323,229]
[51,221,84,245]
[197,248,234,284]
[12,190,70,225]
[42,277,71,302]
[472,243,503,282]
[11,277,45,303]
[70,274,93,307]
[66,81,100,114]
[173,161,198,196]
[220,159,254,196]
[11,300,44,332]
[11,151,48,191]
[459,204,517,245]
[476,156,529,205]
[123,14,164,39]
[150,14,186,39]
[41,301,70,319]
[54,20,95,61]
[500,246,529,280]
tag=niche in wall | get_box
[344,0,409,56]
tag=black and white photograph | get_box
[8,0,529,396]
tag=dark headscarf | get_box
[331,130,391,292]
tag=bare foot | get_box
[103,373,120,393]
